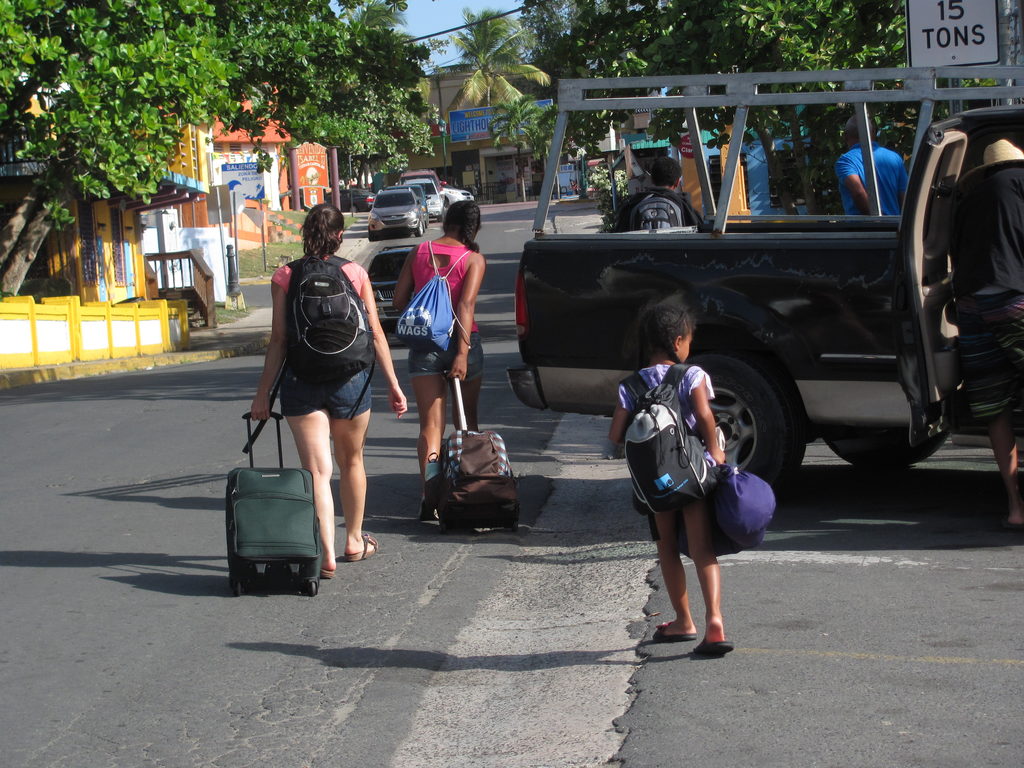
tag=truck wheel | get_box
[825,429,948,469]
[691,353,807,488]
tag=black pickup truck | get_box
[508,68,1024,486]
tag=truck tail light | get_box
[514,269,528,340]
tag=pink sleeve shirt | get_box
[271,258,369,295]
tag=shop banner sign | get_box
[448,99,554,143]
[221,162,265,200]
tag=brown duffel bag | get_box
[433,378,519,532]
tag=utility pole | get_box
[999,0,1022,104]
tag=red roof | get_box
[211,118,290,145]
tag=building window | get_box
[78,205,99,285]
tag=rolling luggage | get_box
[434,378,519,532]
[226,412,322,596]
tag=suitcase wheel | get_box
[304,579,319,597]
[230,577,245,597]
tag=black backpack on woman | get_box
[285,256,375,384]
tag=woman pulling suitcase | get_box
[250,204,407,578]
[393,201,487,519]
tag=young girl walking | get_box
[608,303,733,655]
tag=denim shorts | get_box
[280,367,372,419]
[408,331,484,380]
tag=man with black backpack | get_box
[612,155,702,232]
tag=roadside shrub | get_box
[587,165,628,231]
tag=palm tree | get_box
[490,94,543,202]
[347,0,406,28]
[447,8,550,111]
[522,102,557,169]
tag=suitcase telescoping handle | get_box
[241,411,285,469]
[451,376,468,432]
[241,362,285,457]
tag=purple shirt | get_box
[617,363,714,431]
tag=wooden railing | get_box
[146,249,217,328]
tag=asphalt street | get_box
[1,201,1022,767]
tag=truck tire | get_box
[691,353,807,488]
[824,429,948,469]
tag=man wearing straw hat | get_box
[951,138,1024,531]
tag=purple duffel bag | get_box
[677,464,775,557]
[712,465,775,549]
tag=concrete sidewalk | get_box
[0,224,377,390]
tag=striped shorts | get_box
[956,290,1024,421]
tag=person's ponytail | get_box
[301,204,346,259]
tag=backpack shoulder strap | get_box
[322,254,361,294]
[427,241,437,275]
[620,371,648,412]
[663,363,691,388]
[283,258,309,346]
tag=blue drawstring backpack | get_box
[396,243,469,352]
[677,464,775,557]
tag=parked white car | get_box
[441,185,474,204]
[396,178,440,220]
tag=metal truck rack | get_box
[535,66,1024,234]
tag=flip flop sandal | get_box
[343,534,379,562]
[693,640,735,656]
[319,569,336,580]
[652,622,698,643]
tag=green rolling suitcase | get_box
[226,412,322,596]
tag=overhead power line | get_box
[408,5,526,42]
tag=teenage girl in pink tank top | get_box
[393,201,487,518]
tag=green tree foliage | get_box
[0,0,234,292]
[347,0,407,28]
[586,164,628,231]
[553,0,911,213]
[211,0,431,179]
[446,7,550,110]
[518,0,581,100]
[522,102,558,167]
[490,93,543,201]
[0,0,429,294]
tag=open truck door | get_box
[895,107,1024,445]
[894,118,968,445]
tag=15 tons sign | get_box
[906,0,999,67]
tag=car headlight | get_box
[369,212,381,222]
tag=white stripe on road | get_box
[389,416,651,768]
[723,550,931,567]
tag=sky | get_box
[400,0,522,69]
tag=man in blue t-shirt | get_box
[834,116,908,215]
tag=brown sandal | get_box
[343,534,379,562]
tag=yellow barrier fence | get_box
[0,296,189,370]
